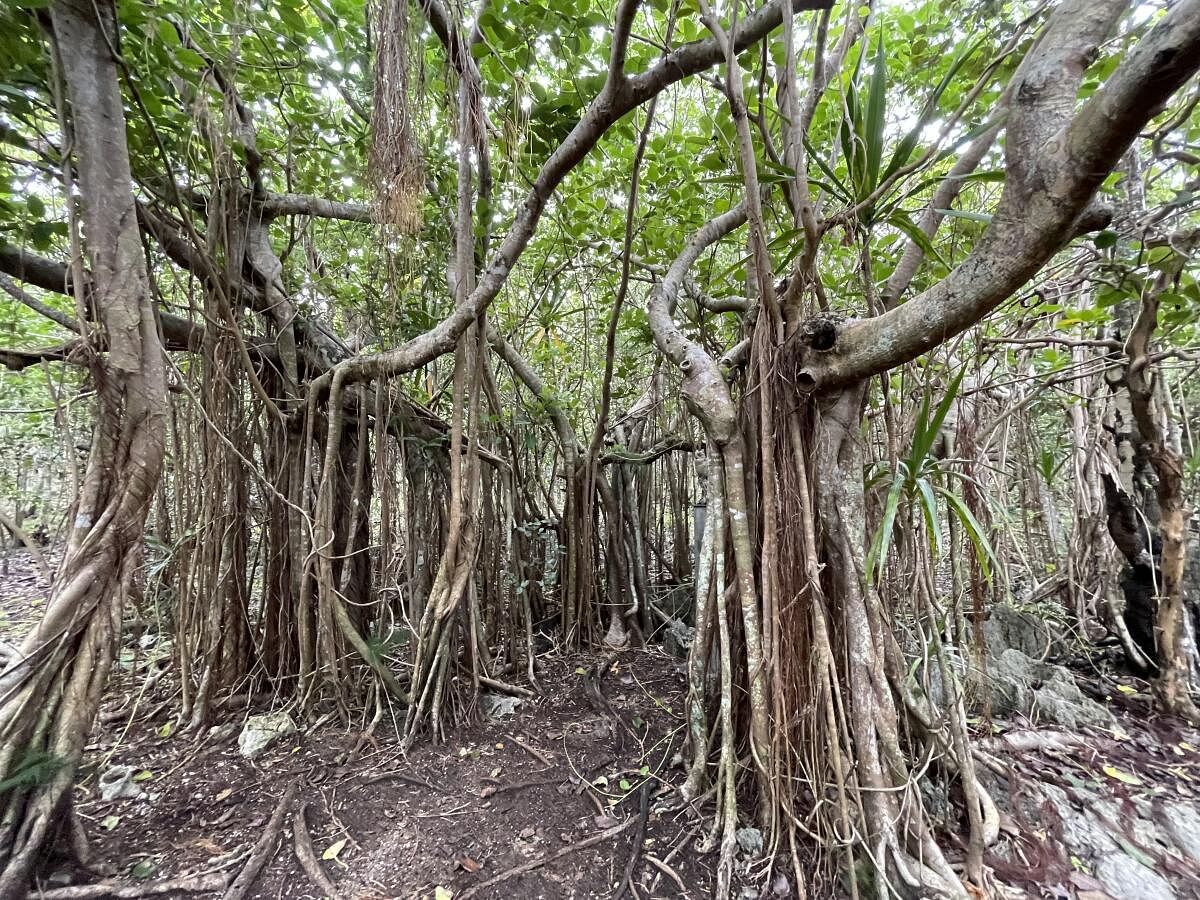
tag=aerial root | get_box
[292,801,343,900]
[220,778,298,900]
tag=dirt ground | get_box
[3,546,730,899]
[57,648,723,900]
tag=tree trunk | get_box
[0,1,168,890]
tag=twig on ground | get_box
[221,778,299,900]
[505,733,554,766]
[614,780,651,899]
[357,770,444,793]
[583,651,637,752]
[646,824,699,895]
[458,819,635,899]
[480,676,534,698]
[480,775,562,798]
[645,854,687,894]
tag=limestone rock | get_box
[480,693,522,720]
[1160,802,1200,865]
[990,648,1037,717]
[1032,668,1113,729]
[237,711,296,758]
[983,604,1053,659]
[735,826,763,856]
[99,765,145,801]
[988,648,1112,728]
[1093,852,1176,900]
[662,621,694,659]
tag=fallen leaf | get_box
[322,838,347,861]
[129,859,156,880]
[1102,765,1142,786]
[101,814,120,830]
[1114,834,1154,868]
[1116,684,1137,695]
[133,770,154,782]
[457,855,482,873]
[215,788,232,802]
[191,838,226,855]
[434,888,453,900]
[1070,871,1107,891]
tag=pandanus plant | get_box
[866,368,997,588]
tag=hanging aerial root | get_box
[369,0,423,230]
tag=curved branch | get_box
[797,0,1200,391]
[646,203,749,442]
[314,0,831,394]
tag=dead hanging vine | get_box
[369,0,424,231]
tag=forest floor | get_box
[2,547,721,899]
[66,648,716,900]
[4,547,1200,899]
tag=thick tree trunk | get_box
[0,0,168,891]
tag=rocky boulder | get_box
[237,711,296,758]
[989,647,1113,729]
[983,603,1054,660]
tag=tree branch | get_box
[258,192,372,223]
[0,272,80,333]
[314,0,831,394]
[609,0,642,81]
[795,0,1200,391]
[0,245,200,352]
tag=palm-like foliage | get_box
[866,368,997,585]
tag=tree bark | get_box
[0,0,168,891]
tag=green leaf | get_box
[888,209,948,269]
[866,471,904,584]
[174,48,206,70]
[130,859,156,880]
[914,477,943,558]
[912,366,965,468]
[803,137,853,202]
[880,35,987,184]
[863,31,887,196]
[936,486,997,581]
[933,208,992,224]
